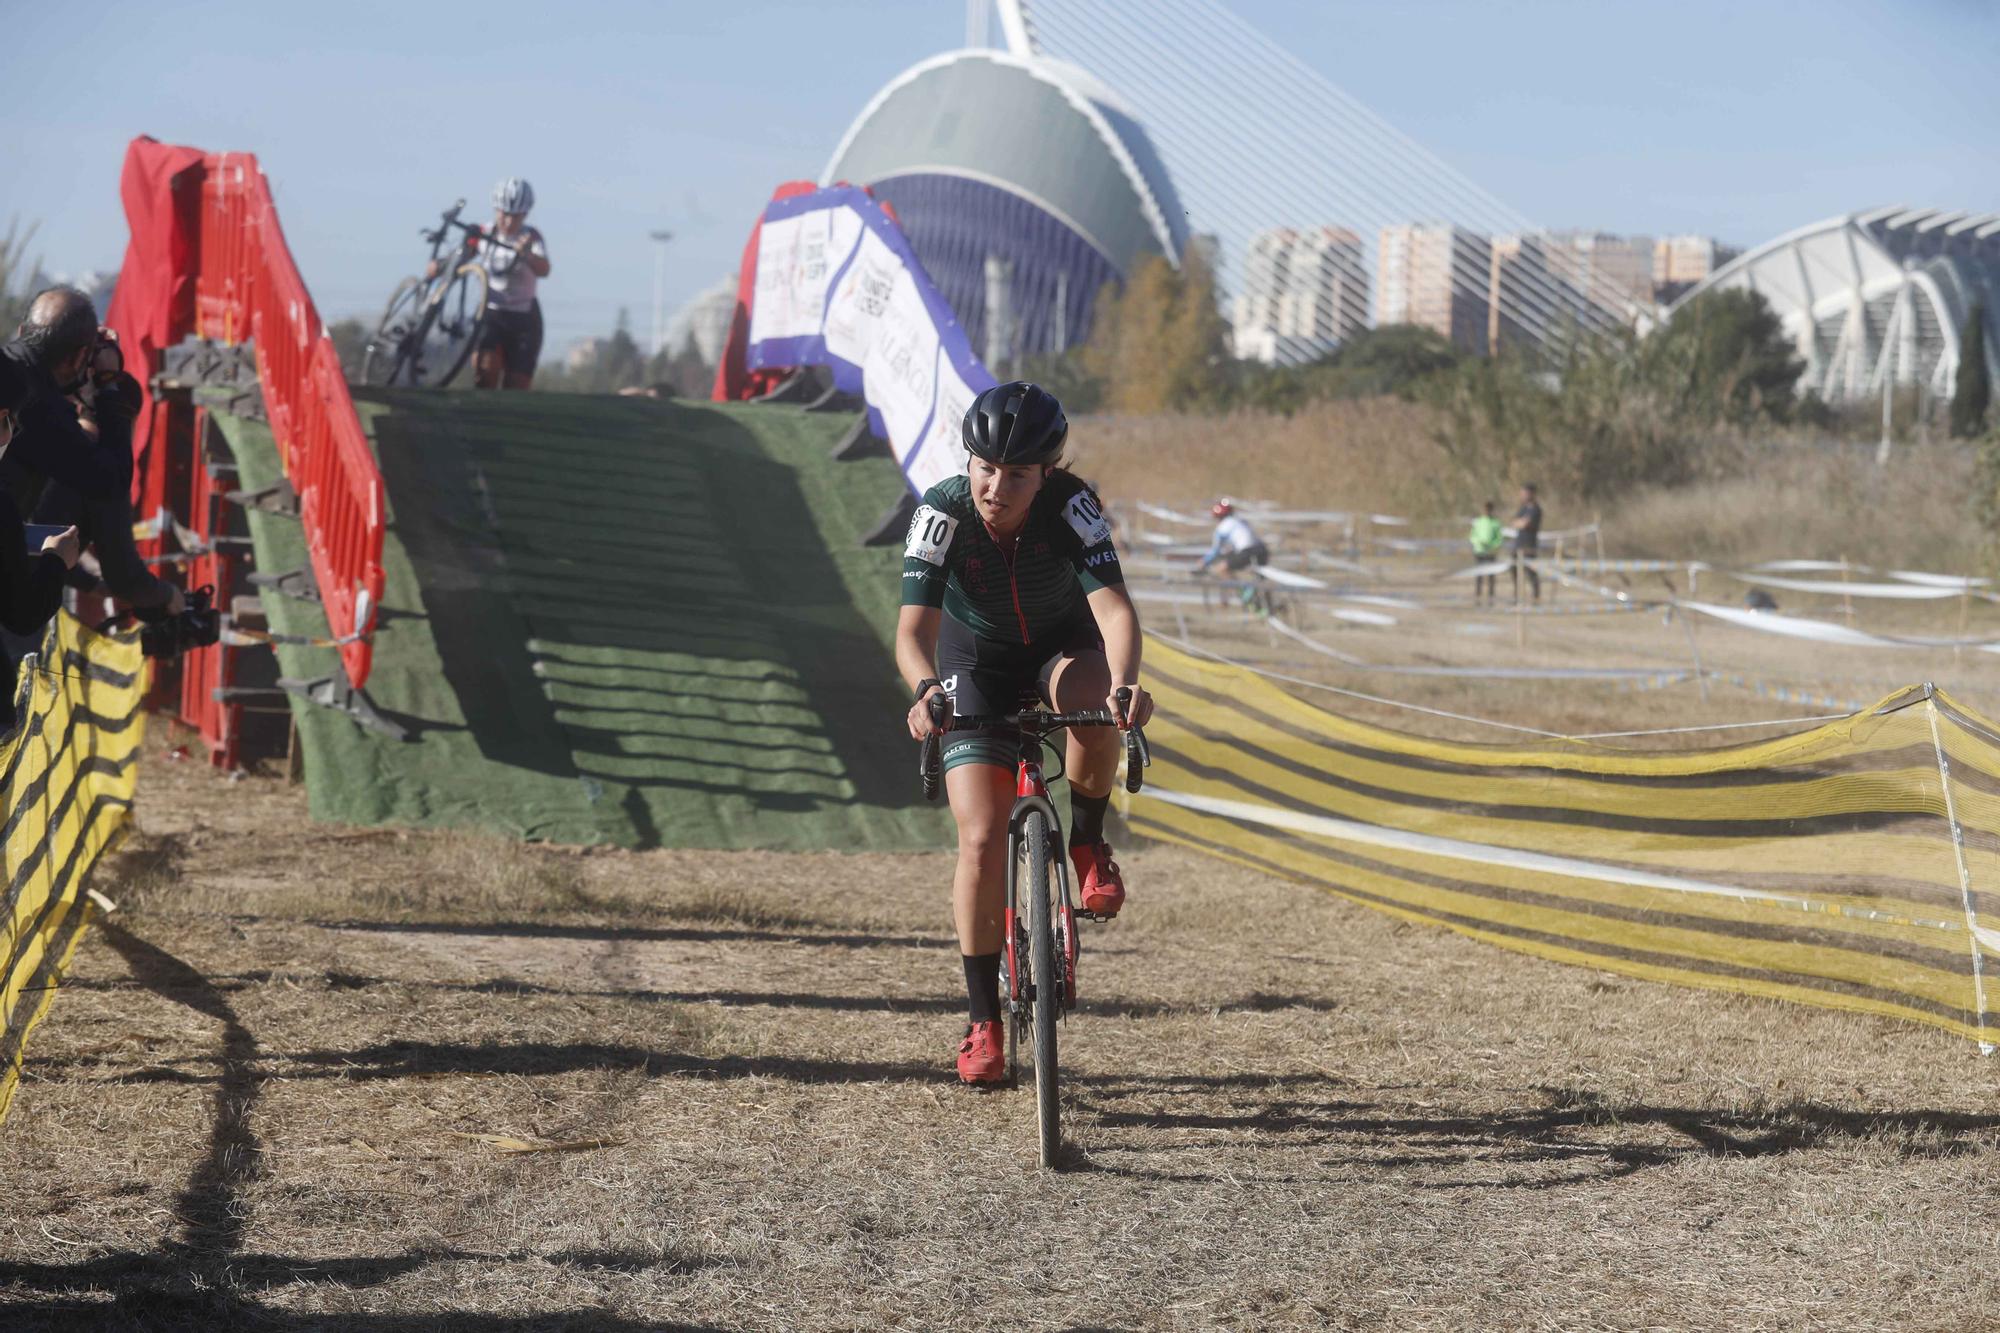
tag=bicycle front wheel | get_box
[429,263,489,387]
[361,277,425,386]
[1025,809,1061,1169]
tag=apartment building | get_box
[1232,226,1370,364]
[1375,223,1492,355]
[1653,235,1743,304]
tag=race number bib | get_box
[904,505,958,565]
[1064,490,1111,546]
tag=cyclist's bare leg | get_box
[943,762,1016,954]
[502,367,534,390]
[473,345,504,389]
[1047,649,1118,799]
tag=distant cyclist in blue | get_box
[896,382,1155,1085]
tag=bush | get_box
[1418,289,1806,502]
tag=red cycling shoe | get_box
[1070,841,1126,918]
[956,1020,1006,1085]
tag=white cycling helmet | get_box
[493,177,535,216]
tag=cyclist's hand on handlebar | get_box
[907,686,950,741]
[1109,684,1153,730]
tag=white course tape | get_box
[1890,571,1993,590]
[1255,565,1329,590]
[1142,785,2000,955]
[1267,615,1369,664]
[1134,502,1209,527]
[1684,601,2000,650]
[1752,559,1864,574]
[1735,573,1965,600]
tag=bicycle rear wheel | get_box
[360,277,425,386]
[1025,809,1061,1169]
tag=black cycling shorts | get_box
[935,611,1103,773]
[1222,542,1270,573]
[480,300,543,375]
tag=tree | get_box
[644,329,715,398]
[1078,248,1229,412]
[597,308,646,392]
[0,218,40,334]
[326,318,369,380]
[1642,288,1804,424]
[1951,304,1991,439]
[1011,349,1104,414]
[1326,323,1462,393]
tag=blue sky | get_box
[3,0,1994,350]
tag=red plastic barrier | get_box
[115,140,385,693]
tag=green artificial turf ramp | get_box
[213,391,950,850]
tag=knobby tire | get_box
[1026,809,1060,1169]
[362,277,425,387]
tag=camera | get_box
[138,584,222,659]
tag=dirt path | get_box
[1,742,1996,1330]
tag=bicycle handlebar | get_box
[918,687,1149,801]
[420,199,522,253]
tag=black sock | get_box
[1069,790,1110,847]
[963,951,1001,1024]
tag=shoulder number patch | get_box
[1064,490,1111,547]
[904,505,958,565]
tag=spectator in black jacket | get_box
[0,287,125,515]
[0,353,82,730]
[2,287,179,620]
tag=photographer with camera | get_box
[7,288,184,612]
[0,287,202,676]
[0,354,83,729]
[0,287,129,513]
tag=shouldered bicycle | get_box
[360,199,522,389]
[920,687,1149,1169]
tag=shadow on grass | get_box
[59,968,1346,1021]
[27,923,733,1329]
[311,916,950,951]
[267,1039,945,1085]
[0,1290,728,1332]
[1065,1077,2000,1188]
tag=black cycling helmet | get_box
[962,380,1067,467]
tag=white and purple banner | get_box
[746,185,994,495]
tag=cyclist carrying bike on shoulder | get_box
[428,176,550,390]
[897,381,1155,1086]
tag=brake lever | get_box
[919,691,952,803]
[1123,724,1150,794]
[1111,687,1149,794]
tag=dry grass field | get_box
[2,740,1997,1331]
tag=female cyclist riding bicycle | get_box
[896,381,1154,1086]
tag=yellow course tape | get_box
[0,613,147,1123]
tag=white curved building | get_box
[1671,207,2000,402]
[821,47,1186,361]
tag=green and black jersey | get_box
[901,471,1124,644]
